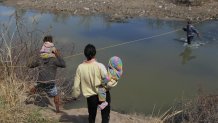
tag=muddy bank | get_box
[2,0,218,22]
[40,107,161,123]
[26,100,161,123]
[25,92,162,123]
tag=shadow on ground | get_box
[59,112,88,123]
[25,94,53,107]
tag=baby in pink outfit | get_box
[40,36,56,58]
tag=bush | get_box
[163,90,218,123]
[0,20,56,123]
[182,94,218,122]
[0,76,56,123]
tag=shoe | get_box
[98,101,108,110]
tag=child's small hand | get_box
[53,49,61,57]
[111,77,117,81]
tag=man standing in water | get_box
[183,20,200,44]
[72,44,111,123]
[27,36,66,113]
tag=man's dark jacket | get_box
[27,56,66,83]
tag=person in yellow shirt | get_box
[72,44,110,123]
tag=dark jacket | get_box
[183,24,199,37]
[27,56,66,83]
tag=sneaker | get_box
[98,101,108,110]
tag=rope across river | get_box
[0,19,209,68]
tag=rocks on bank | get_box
[2,0,218,22]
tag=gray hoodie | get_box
[27,56,66,83]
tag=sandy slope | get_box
[25,95,161,123]
[41,107,161,123]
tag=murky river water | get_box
[1,5,218,115]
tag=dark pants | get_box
[87,91,111,123]
[187,36,194,44]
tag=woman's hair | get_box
[43,35,53,42]
[84,44,96,60]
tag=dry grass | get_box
[181,93,218,122]
[0,55,55,123]
[161,89,218,123]
[0,10,77,122]
[0,76,53,123]
[0,18,57,123]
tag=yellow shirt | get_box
[72,59,106,98]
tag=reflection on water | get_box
[180,47,196,65]
[1,5,218,115]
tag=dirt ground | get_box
[26,97,161,123]
[2,0,218,22]
[42,107,161,123]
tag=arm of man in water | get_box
[191,25,200,37]
[183,27,187,32]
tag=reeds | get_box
[0,49,52,123]
[0,18,55,123]
[161,89,218,123]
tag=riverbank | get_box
[26,91,218,123]
[0,73,161,123]
[25,93,162,123]
[37,104,161,123]
[2,0,218,22]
